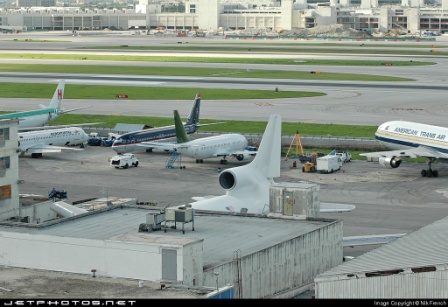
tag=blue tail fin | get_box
[185,93,201,125]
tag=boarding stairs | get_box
[166,151,185,169]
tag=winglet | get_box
[174,110,191,144]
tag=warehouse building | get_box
[315,216,448,298]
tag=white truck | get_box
[316,155,343,173]
[110,153,139,169]
[336,151,352,163]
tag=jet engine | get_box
[219,165,259,191]
[379,156,402,169]
[235,153,252,161]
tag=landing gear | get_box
[220,159,228,165]
[195,159,204,163]
[31,153,42,158]
[421,158,438,178]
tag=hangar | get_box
[315,216,448,298]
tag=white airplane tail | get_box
[190,114,282,214]
[251,113,282,179]
[43,80,65,111]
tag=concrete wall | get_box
[202,219,343,298]
[0,231,203,283]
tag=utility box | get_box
[269,182,320,218]
[164,205,194,234]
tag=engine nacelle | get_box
[219,165,258,191]
[379,156,402,169]
[235,153,251,161]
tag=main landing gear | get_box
[421,158,438,178]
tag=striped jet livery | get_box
[111,93,202,154]
[360,120,448,178]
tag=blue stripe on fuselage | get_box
[112,124,197,147]
[376,135,448,154]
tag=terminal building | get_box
[0,0,447,35]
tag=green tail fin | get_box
[174,110,191,144]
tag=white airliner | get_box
[360,120,448,177]
[18,127,89,158]
[189,114,356,214]
[0,80,95,131]
[138,109,255,164]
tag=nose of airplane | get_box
[111,143,125,153]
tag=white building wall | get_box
[0,231,203,283]
[281,0,293,30]
[444,0,448,11]
[315,268,448,298]
[379,7,391,32]
[361,0,372,8]
[315,6,338,26]
[406,7,420,34]
[0,119,20,222]
[196,0,220,30]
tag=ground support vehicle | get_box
[110,153,139,169]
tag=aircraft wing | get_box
[214,149,257,159]
[18,122,103,132]
[343,234,405,246]
[21,144,84,154]
[360,145,448,160]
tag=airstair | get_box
[166,151,185,169]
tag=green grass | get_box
[81,45,448,56]
[0,53,435,67]
[48,114,377,137]
[0,83,323,99]
[0,64,413,81]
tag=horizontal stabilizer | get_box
[58,105,93,115]
[320,202,356,212]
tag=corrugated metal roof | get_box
[0,206,333,268]
[316,216,448,279]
